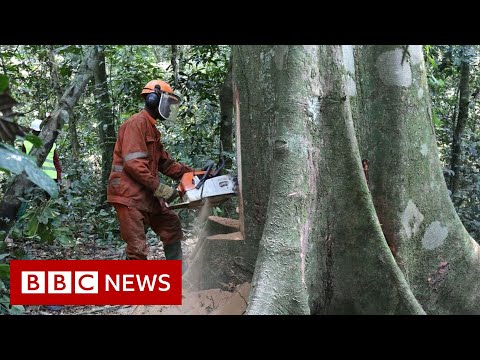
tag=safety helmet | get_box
[141,80,174,97]
[141,80,182,122]
[30,119,42,132]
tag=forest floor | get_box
[11,226,249,316]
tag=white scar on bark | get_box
[401,200,424,239]
[420,144,428,156]
[422,221,448,250]
[342,45,357,96]
[409,45,423,65]
[300,229,306,288]
[376,48,412,87]
[418,88,424,99]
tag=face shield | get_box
[158,92,181,122]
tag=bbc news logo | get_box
[10,260,182,305]
[22,271,99,294]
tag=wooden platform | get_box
[206,231,244,241]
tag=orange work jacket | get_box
[107,109,193,212]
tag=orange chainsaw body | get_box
[177,171,207,196]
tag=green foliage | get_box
[1,44,233,257]
[24,133,43,148]
[0,143,59,198]
[105,45,167,119]
[161,45,231,171]
[0,261,24,315]
[17,199,73,246]
[1,45,81,126]
[426,45,480,239]
[0,74,8,92]
[10,162,122,251]
[1,45,235,313]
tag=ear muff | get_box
[145,92,160,109]
[144,84,162,110]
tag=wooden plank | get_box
[234,83,245,239]
[207,216,240,230]
[206,231,244,241]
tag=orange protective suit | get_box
[107,109,193,259]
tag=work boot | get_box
[122,250,144,260]
[164,241,188,274]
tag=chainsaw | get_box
[166,158,238,210]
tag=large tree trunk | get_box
[219,57,233,168]
[230,45,478,314]
[0,46,100,235]
[449,47,470,198]
[353,45,480,314]
[234,46,423,315]
[93,45,115,204]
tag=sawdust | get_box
[130,282,250,315]
[24,282,251,316]
[16,216,250,315]
[207,216,240,229]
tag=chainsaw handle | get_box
[211,157,225,177]
[194,157,225,190]
[195,163,215,190]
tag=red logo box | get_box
[9,260,182,305]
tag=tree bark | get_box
[226,45,479,314]
[171,45,179,86]
[93,45,116,204]
[233,46,423,315]
[68,113,80,160]
[0,46,100,235]
[449,47,470,198]
[353,45,479,314]
[153,46,164,63]
[47,45,63,105]
[219,57,233,168]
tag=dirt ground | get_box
[9,228,249,316]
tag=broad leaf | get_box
[432,111,442,127]
[0,75,8,92]
[0,264,9,280]
[37,223,55,244]
[8,305,25,314]
[0,144,58,198]
[24,133,43,148]
[27,216,39,237]
[54,227,74,247]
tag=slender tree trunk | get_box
[353,45,479,314]
[93,45,115,204]
[449,48,470,198]
[219,57,233,168]
[153,46,163,63]
[0,46,100,235]
[451,87,459,136]
[47,45,63,105]
[171,45,179,86]
[0,47,15,125]
[68,113,80,160]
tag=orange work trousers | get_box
[114,203,183,260]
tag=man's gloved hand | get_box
[202,160,215,171]
[154,183,178,203]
